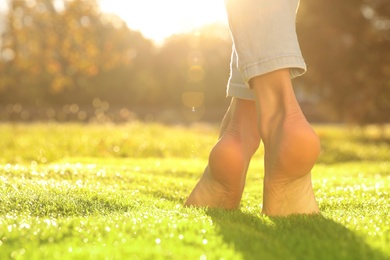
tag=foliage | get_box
[0,0,230,112]
[297,0,390,124]
[0,123,389,259]
[154,25,231,108]
[0,0,156,106]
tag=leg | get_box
[251,69,321,216]
[185,98,260,209]
[223,0,320,216]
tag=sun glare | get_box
[98,0,227,44]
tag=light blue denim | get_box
[224,0,306,100]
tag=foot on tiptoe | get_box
[185,137,252,210]
[261,112,321,216]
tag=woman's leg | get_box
[186,0,321,215]
[224,0,320,215]
[250,69,320,216]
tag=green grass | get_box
[0,122,389,259]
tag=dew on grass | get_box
[8,225,14,232]
[75,179,83,187]
[19,223,31,229]
[43,219,57,227]
[86,164,97,170]
[178,234,184,240]
[200,255,207,260]
[96,169,107,177]
[11,248,26,258]
[155,238,161,244]
[202,239,208,245]
[0,175,8,183]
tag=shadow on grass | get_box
[206,210,387,260]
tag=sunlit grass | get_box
[0,122,389,259]
[0,122,219,164]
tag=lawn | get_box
[0,122,389,260]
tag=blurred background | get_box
[0,0,389,125]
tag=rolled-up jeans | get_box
[224,0,306,100]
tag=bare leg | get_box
[185,98,260,209]
[251,69,321,216]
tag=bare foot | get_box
[252,70,321,216]
[185,138,248,209]
[184,99,260,209]
[261,112,321,216]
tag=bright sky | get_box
[0,0,228,44]
[98,0,228,44]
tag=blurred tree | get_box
[297,0,390,124]
[154,23,231,110]
[0,0,155,107]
